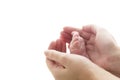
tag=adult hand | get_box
[44,50,120,80]
[60,25,120,76]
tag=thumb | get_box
[44,50,69,67]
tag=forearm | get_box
[93,65,120,80]
[81,63,120,80]
[94,69,120,80]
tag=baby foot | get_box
[69,31,88,58]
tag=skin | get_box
[69,31,88,57]
[45,50,120,80]
[45,25,120,80]
[60,25,120,77]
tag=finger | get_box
[49,39,66,52]
[82,25,97,34]
[60,31,72,43]
[61,40,66,52]
[44,50,69,67]
[48,41,56,50]
[63,26,81,34]
[80,30,92,40]
[56,39,66,52]
[56,39,62,51]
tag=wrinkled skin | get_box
[69,31,88,58]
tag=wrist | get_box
[77,62,120,80]
[106,46,120,77]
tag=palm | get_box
[61,26,117,69]
[86,31,116,68]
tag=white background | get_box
[0,0,120,80]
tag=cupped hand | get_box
[44,50,120,80]
[60,25,119,72]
